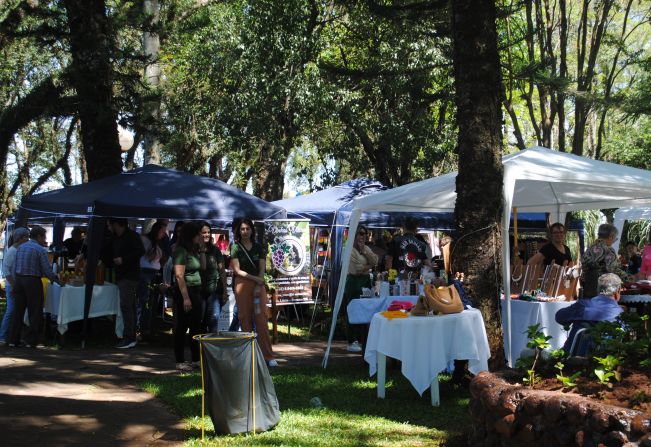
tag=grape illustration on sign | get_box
[265,219,313,304]
[270,235,307,276]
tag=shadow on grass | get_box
[143,362,471,446]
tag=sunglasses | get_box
[357,232,367,236]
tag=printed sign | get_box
[264,219,313,305]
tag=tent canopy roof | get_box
[272,178,386,226]
[614,207,651,222]
[351,147,651,214]
[19,164,284,223]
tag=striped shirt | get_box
[14,239,57,281]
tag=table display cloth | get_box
[45,282,123,337]
[619,295,651,304]
[365,309,490,396]
[347,295,419,324]
[501,299,571,361]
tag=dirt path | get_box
[0,340,357,446]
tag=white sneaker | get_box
[267,359,279,367]
[347,341,362,352]
[176,362,193,372]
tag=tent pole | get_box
[82,215,105,349]
[513,207,518,262]
[323,209,361,368]
[502,170,516,368]
[308,226,332,339]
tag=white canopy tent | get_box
[613,207,651,252]
[323,146,651,368]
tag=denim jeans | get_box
[229,304,239,331]
[118,278,139,341]
[136,268,158,333]
[203,291,221,333]
[0,281,15,341]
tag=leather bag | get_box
[411,284,464,316]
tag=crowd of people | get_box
[1,216,650,366]
[521,222,651,355]
[0,217,277,370]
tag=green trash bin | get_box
[195,332,280,436]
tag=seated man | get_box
[555,273,623,355]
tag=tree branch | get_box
[0,74,76,166]
[27,119,77,195]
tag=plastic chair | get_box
[567,324,593,357]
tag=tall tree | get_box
[63,0,122,180]
[318,1,456,186]
[499,0,649,155]
[451,0,505,369]
[142,0,161,165]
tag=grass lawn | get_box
[142,360,470,446]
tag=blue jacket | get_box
[555,295,623,354]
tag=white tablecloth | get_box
[347,296,419,324]
[501,299,572,361]
[45,283,123,337]
[364,309,490,395]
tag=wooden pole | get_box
[272,289,278,344]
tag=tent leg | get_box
[271,291,278,344]
[377,353,386,399]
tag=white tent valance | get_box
[613,207,651,252]
[323,146,651,368]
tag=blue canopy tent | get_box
[273,179,455,306]
[16,164,285,346]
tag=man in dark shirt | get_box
[63,227,86,261]
[385,217,431,275]
[108,218,144,349]
[10,226,59,347]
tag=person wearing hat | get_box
[0,227,30,346]
[10,226,59,347]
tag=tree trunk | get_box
[143,0,161,165]
[253,141,289,201]
[64,0,123,180]
[557,0,568,152]
[451,0,505,370]
[572,0,614,156]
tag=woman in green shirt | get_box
[199,221,227,333]
[173,221,203,371]
[230,218,276,366]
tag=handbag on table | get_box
[411,284,464,316]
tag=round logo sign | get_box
[270,235,307,276]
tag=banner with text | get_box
[265,219,313,305]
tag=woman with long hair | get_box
[230,218,276,366]
[527,222,573,267]
[199,221,227,332]
[137,221,166,338]
[343,225,377,352]
[172,221,204,371]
